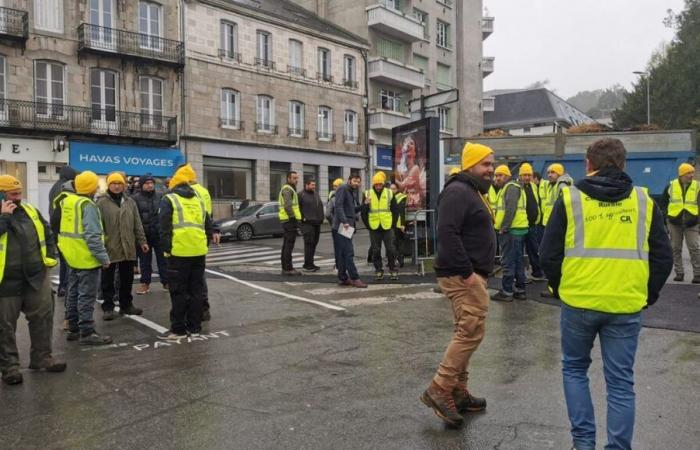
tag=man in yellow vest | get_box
[541,163,573,226]
[389,182,409,268]
[59,171,113,346]
[661,163,700,283]
[365,171,399,280]
[0,175,66,385]
[518,163,546,281]
[491,164,528,301]
[279,171,302,276]
[157,171,214,340]
[540,138,672,450]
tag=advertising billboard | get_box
[392,117,440,211]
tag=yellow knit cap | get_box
[548,163,565,176]
[174,163,197,183]
[0,175,23,192]
[333,178,344,188]
[106,172,126,185]
[679,163,695,177]
[169,173,190,190]
[461,142,494,170]
[495,164,511,177]
[449,167,461,176]
[519,163,533,176]
[75,171,99,195]
[372,171,386,185]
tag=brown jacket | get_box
[97,193,146,263]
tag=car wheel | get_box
[237,223,254,241]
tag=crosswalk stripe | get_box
[207,249,278,262]
[333,291,443,307]
[207,246,268,256]
[213,253,291,264]
[306,283,432,296]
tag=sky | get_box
[482,0,686,99]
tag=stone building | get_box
[181,0,369,218]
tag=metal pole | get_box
[646,77,651,125]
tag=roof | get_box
[483,88,595,130]
[225,0,369,46]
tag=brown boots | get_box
[136,283,150,295]
[420,381,487,426]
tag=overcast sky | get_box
[482,0,685,99]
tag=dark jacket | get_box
[523,182,539,227]
[332,183,360,230]
[50,180,75,237]
[298,189,324,225]
[158,183,214,255]
[48,166,76,215]
[0,204,57,296]
[132,189,163,236]
[539,168,673,306]
[659,179,699,228]
[434,172,496,279]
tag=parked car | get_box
[215,201,283,241]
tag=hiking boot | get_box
[420,382,464,427]
[119,306,143,316]
[202,310,211,322]
[491,291,513,302]
[513,291,527,301]
[79,332,113,346]
[453,386,487,413]
[66,330,80,341]
[29,357,67,373]
[351,279,368,288]
[338,279,352,286]
[158,331,187,341]
[390,271,399,281]
[136,283,150,295]
[692,276,700,284]
[103,310,118,321]
[674,274,684,282]
[1,368,23,385]
[374,271,384,281]
[282,269,302,276]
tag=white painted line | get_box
[95,299,169,334]
[262,255,304,265]
[334,291,444,307]
[209,252,283,265]
[206,246,267,256]
[205,268,346,312]
[207,249,279,261]
[315,259,337,266]
[305,283,433,296]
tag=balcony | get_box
[287,65,306,77]
[482,17,494,40]
[343,79,359,90]
[0,99,177,142]
[368,106,411,131]
[368,58,424,90]
[367,3,424,43]
[78,24,184,67]
[255,123,278,134]
[316,131,335,142]
[482,97,495,112]
[218,49,242,63]
[316,73,334,83]
[482,57,495,78]
[0,7,28,42]
[220,118,244,130]
[287,128,308,138]
[255,58,275,70]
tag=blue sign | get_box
[70,142,184,177]
[376,146,393,169]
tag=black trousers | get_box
[301,223,321,268]
[101,260,135,311]
[370,228,397,272]
[166,255,205,334]
[281,221,298,271]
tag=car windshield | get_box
[235,205,262,217]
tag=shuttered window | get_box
[377,39,403,63]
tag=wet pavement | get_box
[2,234,699,449]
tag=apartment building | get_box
[290,0,494,178]
[181,0,369,218]
[0,0,184,215]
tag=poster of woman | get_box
[393,125,428,211]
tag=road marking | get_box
[214,252,288,264]
[333,291,444,307]
[305,283,433,296]
[205,268,346,312]
[95,299,170,334]
[207,246,269,256]
[206,249,279,262]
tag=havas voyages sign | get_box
[70,142,185,177]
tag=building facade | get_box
[289,0,494,178]
[181,0,369,218]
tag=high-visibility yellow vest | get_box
[395,192,407,228]
[559,185,652,314]
[57,194,104,270]
[488,185,497,211]
[367,188,393,230]
[0,203,57,284]
[667,179,699,217]
[543,179,569,225]
[495,181,528,230]
[166,193,208,257]
[278,185,301,221]
[191,183,212,216]
[538,180,550,225]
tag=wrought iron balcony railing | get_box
[78,23,184,66]
[0,7,28,41]
[218,49,242,63]
[255,122,278,134]
[255,58,275,70]
[287,128,308,138]
[0,99,177,142]
[342,79,359,89]
[220,118,244,129]
[287,65,306,77]
[317,73,334,83]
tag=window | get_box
[256,95,274,132]
[203,157,253,200]
[377,39,404,62]
[288,101,304,137]
[328,166,342,192]
[34,0,64,33]
[221,89,240,128]
[220,21,238,59]
[317,48,331,82]
[139,1,162,50]
[269,161,290,201]
[438,107,451,132]
[317,106,332,140]
[288,39,304,75]
[437,21,451,48]
[303,164,318,184]
[343,55,356,88]
[385,0,400,10]
[256,31,272,67]
[139,76,163,126]
[437,63,451,90]
[380,89,402,113]
[90,69,117,123]
[89,0,114,46]
[34,61,65,117]
[0,56,5,120]
[413,8,428,38]
[413,54,428,76]
[344,110,357,143]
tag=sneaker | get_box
[103,310,118,321]
[337,279,352,286]
[351,279,368,288]
[79,332,113,346]
[674,274,684,282]
[202,310,211,322]
[302,265,319,272]
[119,306,143,316]
[513,291,527,301]
[136,283,151,295]
[282,269,302,276]
[312,264,321,271]
[389,271,399,281]
[491,291,513,302]
[530,274,547,281]
[29,357,67,373]
[419,382,464,427]
[1,368,23,385]
[66,330,80,341]
[453,386,487,413]
[157,331,187,341]
[374,271,384,281]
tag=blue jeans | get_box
[139,232,168,285]
[500,233,526,294]
[66,268,100,336]
[334,230,359,281]
[560,303,642,450]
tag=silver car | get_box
[215,202,283,241]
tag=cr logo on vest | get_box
[620,215,632,224]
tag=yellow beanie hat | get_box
[0,175,23,192]
[106,172,126,185]
[174,163,197,183]
[372,171,386,185]
[75,171,99,195]
[333,178,344,188]
[449,167,461,176]
[461,142,494,170]
[169,173,190,190]
[519,163,533,176]
[495,164,511,177]
[679,163,695,177]
[548,163,565,176]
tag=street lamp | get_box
[633,71,651,125]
